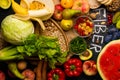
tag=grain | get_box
[39,19,68,52]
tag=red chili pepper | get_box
[64,58,82,77]
[47,68,65,80]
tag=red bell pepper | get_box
[64,58,82,77]
[47,68,65,80]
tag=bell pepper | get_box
[64,58,82,77]
[47,68,65,80]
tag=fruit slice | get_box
[25,0,54,21]
[79,49,93,60]
[97,40,120,80]
[112,11,120,24]
[104,0,113,5]
[116,20,120,29]
[97,0,103,2]
[100,0,109,4]
[0,0,11,9]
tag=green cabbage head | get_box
[1,15,34,45]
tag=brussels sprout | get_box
[1,15,34,45]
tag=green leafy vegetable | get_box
[21,34,68,68]
[0,34,68,68]
[1,15,34,45]
[69,36,87,54]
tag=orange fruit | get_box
[61,0,73,8]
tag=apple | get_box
[0,70,5,80]
[83,60,97,76]
[53,4,64,20]
[72,0,90,14]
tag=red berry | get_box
[74,25,78,30]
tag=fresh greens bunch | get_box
[0,34,68,68]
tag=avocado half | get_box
[79,49,93,60]
[0,0,11,9]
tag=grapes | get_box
[107,14,113,26]
[104,34,112,43]
[108,27,118,33]
[104,24,120,43]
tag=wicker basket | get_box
[26,18,69,60]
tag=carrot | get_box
[42,61,47,80]
[36,60,43,80]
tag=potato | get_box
[17,60,27,70]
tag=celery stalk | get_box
[0,46,13,53]
[0,55,24,60]
[0,46,24,60]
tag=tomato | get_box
[64,58,83,77]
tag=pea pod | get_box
[8,62,25,79]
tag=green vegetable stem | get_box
[0,46,24,60]
[8,62,25,79]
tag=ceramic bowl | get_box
[73,16,94,38]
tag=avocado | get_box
[79,49,93,60]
